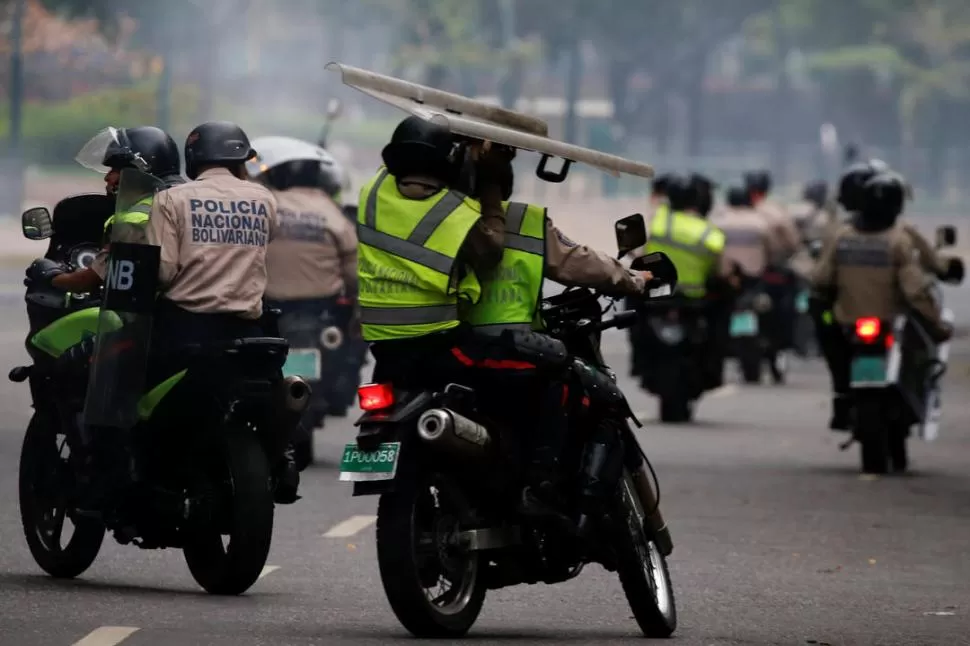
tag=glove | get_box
[24,258,66,289]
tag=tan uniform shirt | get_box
[147,167,279,320]
[755,199,800,263]
[810,222,946,336]
[900,221,947,275]
[821,216,949,277]
[710,207,776,277]
[544,216,644,296]
[264,186,357,301]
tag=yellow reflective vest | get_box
[645,209,724,298]
[461,201,545,331]
[356,169,483,342]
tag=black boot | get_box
[273,443,301,505]
[829,394,852,431]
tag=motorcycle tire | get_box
[613,471,677,638]
[889,426,908,473]
[376,470,486,638]
[183,432,274,595]
[856,398,890,475]
[739,351,762,384]
[19,413,105,579]
[659,396,693,424]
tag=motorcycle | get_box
[278,294,365,468]
[842,225,963,474]
[337,214,679,638]
[636,296,710,422]
[12,174,310,595]
[728,277,775,384]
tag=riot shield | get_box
[82,169,164,431]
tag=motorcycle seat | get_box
[183,337,290,374]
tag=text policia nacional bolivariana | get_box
[189,198,270,246]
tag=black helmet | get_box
[184,121,256,180]
[689,173,718,217]
[652,172,675,196]
[381,116,457,182]
[75,126,181,182]
[726,186,751,208]
[666,174,697,212]
[837,160,886,212]
[802,180,828,208]
[862,171,906,220]
[743,170,772,194]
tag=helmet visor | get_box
[75,127,128,174]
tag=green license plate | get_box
[338,442,401,482]
[795,291,809,313]
[730,311,758,337]
[851,356,887,385]
[283,348,321,380]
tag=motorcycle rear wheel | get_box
[613,471,677,637]
[183,432,274,595]
[19,413,105,579]
[376,470,486,638]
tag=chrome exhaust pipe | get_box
[417,408,491,459]
[320,325,343,350]
[631,463,673,556]
[279,375,312,414]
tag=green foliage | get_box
[0,82,199,164]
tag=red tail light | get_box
[855,317,881,343]
[358,383,395,411]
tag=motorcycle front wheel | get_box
[182,431,274,595]
[613,471,677,638]
[376,470,486,638]
[19,413,105,579]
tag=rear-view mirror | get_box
[631,251,678,290]
[935,226,956,248]
[22,207,53,240]
[615,213,647,258]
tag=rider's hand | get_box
[24,258,66,289]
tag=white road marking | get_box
[257,565,280,580]
[710,385,739,398]
[72,627,139,646]
[323,514,378,538]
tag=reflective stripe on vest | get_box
[356,169,482,341]
[646,209,724,297]
[104,198,152,232]
[462,201,546,331]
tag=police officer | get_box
[744,170,799,263]
[47,126,184,293]
[711,186,776,280]
[144,121,301,503]
[250,141,357,312]
[811,171,953,429]
[642,174,728,385]
[744,169,800,353]
[359,116,653,525]
[456,144,653,524]
[832,160,962,281]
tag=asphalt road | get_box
[1,275,970,645]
